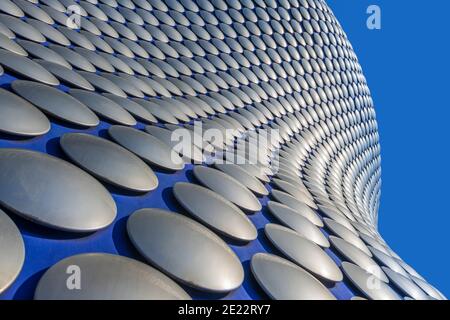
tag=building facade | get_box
[0,0,445,300]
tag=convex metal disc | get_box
[0,49,59,85]
[0,209,25,294]
[108,125,184,171]
[34,253,191,300]
[0,149,116,232]
[341,262,401,300]
[127,208,244,292]
[193,166,262,212]
[60,133,158,192]
[265,223,342,282]
[251,253,336,300]
[213,163,269,196]
[0,88,50,136]
[267,201,329,247]
[173,182,257,241]
[11,80,99,127]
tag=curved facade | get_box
[0,0,445,300]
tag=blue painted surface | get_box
[327,0,450,296]
[0,69,355,299]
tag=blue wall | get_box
[328,0,450,296]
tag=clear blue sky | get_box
[327,0,450,296]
